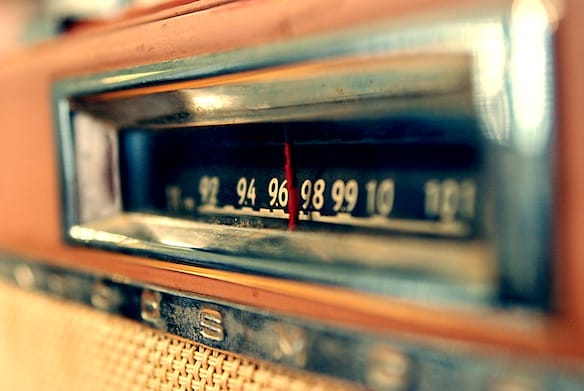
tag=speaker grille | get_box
[0,280,356,391]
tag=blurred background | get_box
[0,0,172,54]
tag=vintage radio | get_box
[0,0,583,389]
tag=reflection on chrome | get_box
[511,0,555,155]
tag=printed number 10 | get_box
[366,179,395,216]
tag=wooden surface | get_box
[555,0,584,336]
[0,0,582,362]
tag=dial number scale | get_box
[166,175,475,230]
[120,120,480,237]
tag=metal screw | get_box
[47,274,66,296]
[273,324,307,367]
[141,289,162,322]
[91,281,121,311]
[13,264,35,289]
[367,346,411,391]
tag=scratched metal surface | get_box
[0,254,582,390]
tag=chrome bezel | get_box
[54,1,556,307]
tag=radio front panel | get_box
[1,0,583,389]
[55,1,555,309]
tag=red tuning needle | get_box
[284,141,299,230]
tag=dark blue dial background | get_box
[119,116,482,237]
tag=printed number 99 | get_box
[331,179,359,212]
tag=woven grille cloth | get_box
[0,279,357,391]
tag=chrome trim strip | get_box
[69,213,496,304]
[75,54,473,128]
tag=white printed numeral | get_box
[166,185,181,212]
[199,176,220,206]
[331,179,359,212]
[366,179,395,216]
[300,178,326,210]
[236,177,256,206]
[424,179,475,221]
[268,178,289,207]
